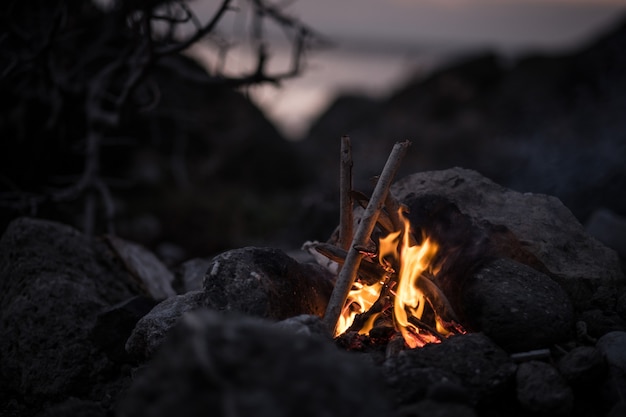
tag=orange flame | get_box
[336,208,453,348]
[335,280,383,336]
[384,213,439,348]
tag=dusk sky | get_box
[191,0,626,138]
[288,0,625,48]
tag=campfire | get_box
[311,137,465,348]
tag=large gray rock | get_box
[118,310,393,417]
[391,167,625,310]
[0,218,142,411]
[461,258,574,352]
[203,247,334,320]
[126,247,336,360]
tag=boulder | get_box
[391,167,625,310]
[384,333,516,405]
[515,361,573,415]
[126,247,335,360]
[125,291,206,361]
[556,346,607,388]
[461,258,574,352]
[203,247,334,320]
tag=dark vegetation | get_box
[0,0,321,260]
[2,1,625,265]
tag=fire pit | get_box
[309,140,467,348]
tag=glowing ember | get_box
[335,208,464,348]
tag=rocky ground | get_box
[1,168,625,417]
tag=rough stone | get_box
[117,310,393,417]
[391,167,625,310]
[384,366,464,407]
[461,258,575,352]
[203,247,334,320]
[596,331,626,406]
[579,309,626,339]
[515,361,574,415]
[0,217,141,410]
[557,346,607,387]
[126,290,206,360]
[384,333,516,405]
[173,257,211,293]
[104,235,176,300]
[91,296,158,363]
[273,314,330,340]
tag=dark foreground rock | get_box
[0,218,143,415]
[384,333,516,407]
[118,309,393,417]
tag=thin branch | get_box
[323,141,411,336]
[156,0,233,56]
[312,242,387,285]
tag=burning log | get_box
[344,280,394,334]
[322,140,411,335]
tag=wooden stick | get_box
[311,242,387,285]
[323,140,411,335]
[339,135,353,251]
[510,349,551,363]
[351,190,396,234]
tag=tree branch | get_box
[323,141,411,336]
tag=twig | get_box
[407,315,445,342]
[312,242,387,285]
[339,135,353,250]
[323,140,411,335]
[417,273,460,328]
[351,190,395,234]
[510,348,552,363]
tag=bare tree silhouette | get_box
[0,0,322,234]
